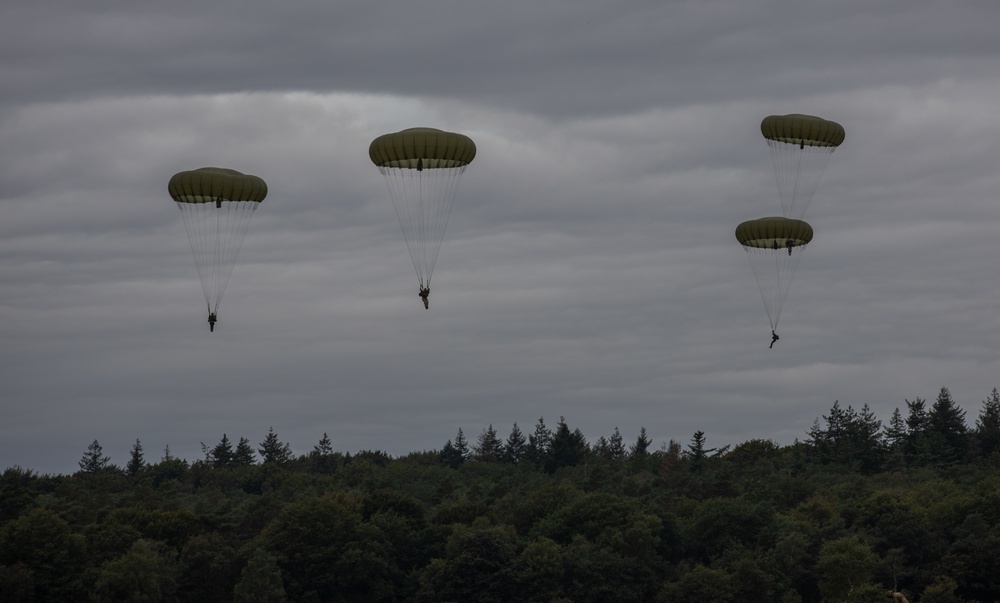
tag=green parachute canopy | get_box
[736,216,814,334]
[168,167,266,331]
[370,128,476,301]
[760,114,844,219]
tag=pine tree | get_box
[608,427,626,461]
[975,387,1000,457]
[687,430,715,474]
[928,386,967,463]
[125,439,145,477]
[904,397,933,465]
[473,424,504,462]
[545,417,588,474]
[233,437,257,466]
[313,433,334,456]
[259,427,293,465]
[503,423,528,464]
[79,439,113,474]
[592,436,611,459]
[883,408,907,452]
[440,439,464,468]
[526,417,552,468]
[162,444,174,462]
[629,427,652,460]
[204,434,234,468]
[453,428,470,462]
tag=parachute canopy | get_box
[736,216,813,333]
[168,167,266,331]
[370,128,476,297]
[761,114,844,219]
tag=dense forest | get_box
[2,386,1000,602]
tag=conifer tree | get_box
[259,428,293,465]
[975,387,1000,457]
[629,427,651,460]
[233,437,257,466]
[162,444,174,462]
[473,424,503,462]
[545,417,588,474]
[687,430,714,474]
[125,439,145,477]
[592,436,611,459]
[440,439,464,468]
[79,439,113,474]
[453,428,470,461]
[526,417,552,468]
[503,423,527,464]
[928,386,967,462]
[204,434,234,468]
[608,427,626,461]
[313,433,334,456]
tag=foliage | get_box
[4,392,1000,601]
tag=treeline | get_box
[2,387,1000,602]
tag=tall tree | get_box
[453,428,470,462]
[928,386,967,463]
[439,439,464,469]
[259,428,293,465]
[975,387,1000,457]
[125,439,145,478]
[608,427,626,461]
[78,440,113,474]
[313,433,334,456]
[545,417,588,474]
[203,434,236,468]
[503,423,528,464]
[526,417,552,468]
[473,424,504,462]
[629,427,652,460]
[687,431,713,474]
[234,437,257,466]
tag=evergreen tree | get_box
[233,437,257,466]
[975,387,1000,457]
[503,423,528,464]
[453,428,470,461]
[439,439,464,468]
[883,408,907,452]
[592,436,611,460]
[629,427,651,460]
[78,440,112,474]
[687,430,713,474]
[259,428,293,465]
[904,397,933,465]
[125,439,145,478]
[526,417,552,468]
[204,434,234,468]
[545,417,588,474]
[313,433,334,456]
[608,427,626,461]
[309,433,337,474]
[473,424,504,462]
[162,444,174,462]
[928,386,967,463]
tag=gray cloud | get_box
[2,0,1000,474]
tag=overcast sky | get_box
[3,0,1000,475]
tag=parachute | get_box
[369,127,476,308]
[761,114,844,219]
[168,167,267,331]
[735,217,813,342]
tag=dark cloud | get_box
[2,0,1000,474]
